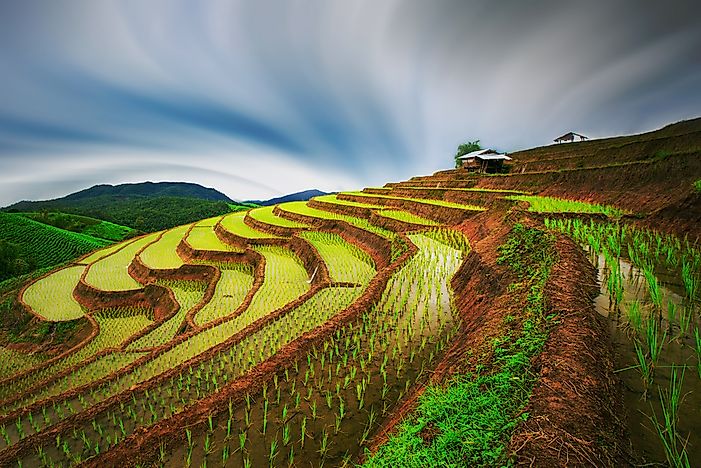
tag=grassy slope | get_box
[0,213,111,282]
[365,224,557,467]
[6,196,252,232]
[19,212,137,242]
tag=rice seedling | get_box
[377,209,439,226]
[695,328,701,380]
[21,266,86,321]
[508,195,625,217]
[647,366,690,467]
[681,259,699,301]
[85,233,159,291]
[626,301,643,336]
[219,211,282,240]
[139,225,191,269]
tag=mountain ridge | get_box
[247,189,328,206]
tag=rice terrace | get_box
[0,117,699,467]
[1,2,701,467]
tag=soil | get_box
[362,211,634,467]
[508,234,635,467]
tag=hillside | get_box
[4,182,251,232]
[19,212,137,242]
[0,119,699,467]
[51,181,233,203]
[396,117,701,238]
[0,213,111,282]
[247,189,328,206]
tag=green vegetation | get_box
[7,196,245,233]
[7,143,695,467]
[248,205,309,229]
[378,210,439,226]
[22,266,86,321]
[342,192,486,211]
[314,194,385,209]
[19,212,137,242]
[546,218,698,464]
[507,195,626,217]
[0,308,152,402]
[85,233,159,291]
[187,223,243,252]
[194,264,253,326]
[366,224,555,467]
[0,213,111,282]
[402,186,529,194]
[694,179,701,193]
[219,211,281,239]
[278,201,395,239]
[299,231,375,284]
[139,225,191,270]
[127,281,207,350]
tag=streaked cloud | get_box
[0,0,699,205]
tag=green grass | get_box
[0,308,153,405]
[80,239,137,264]
[85,233,160,291]
[276,201,395,239]
[194,216,222,228]
[139,225,191,269]
[22,266,86,321]
[245,246,309,317]
[0,347,46,380]
[194,264,253,326]
[127,281,207,350]
[6,195,242,232]
[506,195,626,217]
[299,231,376,284]
[366,224,556,467]
[187,224,242,252]
[314,194,385,209]
[694,179,701,193]
[31,352,147,403]
[0,212,111,281]
[341,191,486,211]
[378,210,439,226]
[19,212,137,242]
[401,186,529,194]
[219,211,281,239]
[248,205,309,228]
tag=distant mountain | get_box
[52,181,234,203]
[248,189,329,206]
[3,182,249,232]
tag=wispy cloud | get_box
[0,0,699,205]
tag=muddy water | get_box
[590,251,701,465]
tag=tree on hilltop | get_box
[454,140,481,168]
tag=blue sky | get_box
[1,0,700,205]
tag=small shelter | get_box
[554,132,588,143]
[457,149,512,173]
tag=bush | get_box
[454,140,481,168]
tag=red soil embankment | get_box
[363,210,511,457]
[509,234,634,467]
[244,211,308,237]
[81,234,418,468]
[336,192,477,225]
[274,204,393,269]
[364,211,632,466]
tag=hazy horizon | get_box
[1,0,700,206]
